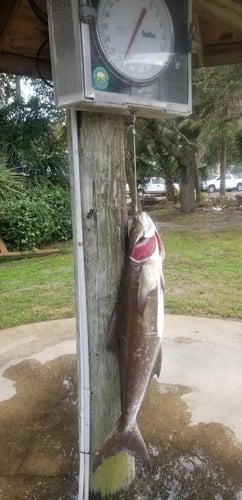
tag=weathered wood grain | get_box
[69,111,135,498]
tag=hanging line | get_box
[131,112,139,215]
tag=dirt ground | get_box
[159,207,242,232]
[138,196,242,233]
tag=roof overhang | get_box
[0,0,242,79]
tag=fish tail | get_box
[93,421,150,471]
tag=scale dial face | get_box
[96,0,174,83]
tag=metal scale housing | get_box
[47,0,192,118]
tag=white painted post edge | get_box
[70,109,90,500]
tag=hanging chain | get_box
[131,112,139,215]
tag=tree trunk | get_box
[194,161,201,203]
[220,138,226,196]
[178,143,196,212]
[166,178,176,201]
[179,166,194,212]
[159,126,195,213]
[164,166,177,202]
[69,111,135,499]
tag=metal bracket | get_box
[79,0,96,23]
[188,22,200,54]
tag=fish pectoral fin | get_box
[151,344,162,379]
[92,422,150,472]
[106,310,118,352]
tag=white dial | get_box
[96,0,174,83]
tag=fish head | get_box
[129,212,165,265]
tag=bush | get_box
[0,187,72,251]
[44,187,73,242]
[212,195,237,209]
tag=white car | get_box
[138,177,179,196]
[202,174,242,193]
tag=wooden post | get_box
[68,111,135,498]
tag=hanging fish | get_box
[93,211,165,470]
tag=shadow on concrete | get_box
[0,355,78,500]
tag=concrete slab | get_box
[0,315,241,499]
[162,315,242,442]
[138,315,242,499]
[0,318,78,500]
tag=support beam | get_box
[194,0,242,32]
[216,0,242,18]
[193,14,204,67]
[204,41,242,66]
[0,52,52,79]
[0,0,23,51]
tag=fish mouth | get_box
[129,212,165,263]
[131,232,159,263]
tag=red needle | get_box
[124,7,147,58]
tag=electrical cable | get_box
[27,0,48,25]
[36,39,53,88]
[27,0,52,86]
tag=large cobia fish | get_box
[93,211,165,470]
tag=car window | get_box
[153,178,164,184]
[225,174,232,179]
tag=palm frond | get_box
[0,164,23,200]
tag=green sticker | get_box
[92,66,110,90]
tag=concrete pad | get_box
[162,315,242,442]
[137,315,242,499]
[0,315,241,499]
[0,318,78,500]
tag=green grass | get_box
[0,243,75,329]
[0,219,242,330]
[163,230,242,319]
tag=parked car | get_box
[138,177,179,196]
[202,174,242,193]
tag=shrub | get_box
[45,187,73,242]
[0,187,72,251]
[213,195,237,209]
